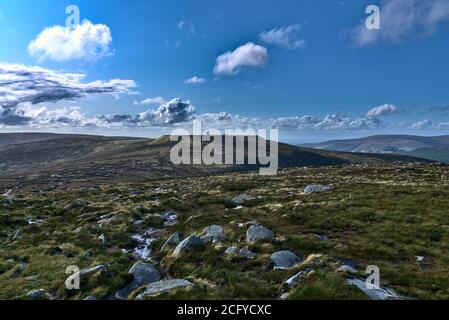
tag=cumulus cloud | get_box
[184,76,206,85]
[28,20,112,61]
[350,0,449,47]
[133,97,167,106]
[260,24,305,49]
[0,63,136,125]
[213,42,268,76]
[137,98,196,125]
[366,104,398,117]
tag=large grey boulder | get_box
[160,232,182,251]
[246,225,275,243]
[136,279,194,300]
[115,262,162,300]
[173,236,205,255]
[232,194,256,206]
[271,251,302,270]
[201,225,224,243]
[304,184,332,194]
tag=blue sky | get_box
[1,0,449,142]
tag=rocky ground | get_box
[1,163,449,300]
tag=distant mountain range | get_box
[303,135,449,163]
[0,133,431,187]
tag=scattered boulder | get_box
[337,265,358,274]
[160,211,178,223]
[239,247,257,259]
[346,279,401,300]
[201,225,224,244]
[173,236,205,255]
[246,225,274,243]
[26,289,50,300]
[225,246,239,255]
[271,251,302,270]
[116,262,162,300]
[232,194,256,206]
[75,265,107,280]
[285,271,305,288]
[160,232,182,251]
[136,279,194,300]
[63,199,88,211]
[304,184,332,195]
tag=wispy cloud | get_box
[350,0,449,47]
[28,20,112,62]
[178,20,195,34]
[260,24,305,49]
[214,42,268,76]
[133,97,167,106]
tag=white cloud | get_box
[0,63,136,125]
[213,42,268,76]
[28,20,112,62]
[351,0,449,47]
[184,76,206,85]
[137,98,196,125]
[260,24,305,49]
[133,97,167,106]
[366,104,398,117]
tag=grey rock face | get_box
[239,246,257,259]
[173,236,205,255]
[115,262,162,300]
[232,194,256,206]
[136,279,194,300]
[246,225,274,243]
[304,184,332,194]
[201,225,224,243]
[271,251,302,270]
[160,232,182,251]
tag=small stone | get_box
[160,232,182,251]
[246,225,274,243]
[232,194,256,206]
[337,265,358,274]
[161,211,178,222]
[239,246,257,259]
[225,246,239,255]
[173,236,205,255]
[271,251,302,270]
[84,296,98,300]
[304,184,332,195]
[285,271,305,288]
[26,289,50,300]
[136,279,194,300]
